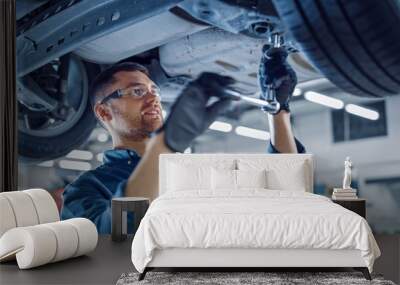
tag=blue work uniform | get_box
[61,139,305,233]
[61,149,140,234]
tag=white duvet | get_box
[131,190,380,273]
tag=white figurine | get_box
[342,157,353,190]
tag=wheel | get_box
[273,0,400,97]
[18,54,100,162]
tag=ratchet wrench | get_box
[222,33,283,114]
[223,88,280,113]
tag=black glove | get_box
[159,72,235,152]
[258,46,297,114]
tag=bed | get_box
[131,154,380,280]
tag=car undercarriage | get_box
[16,0,400,161]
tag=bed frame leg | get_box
[138,268,148,281]
[354,267,371,280]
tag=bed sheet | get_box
[131,190,380,273]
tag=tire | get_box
[18,59,100,162]
[273,0,400,97]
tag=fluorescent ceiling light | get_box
[209,121,232,132]
[96,153,104,162]
[97,133,109,142]
[59,160,92,171]
[345,104,379,120]
[66,150,93,160]
[37,160,54,167]
[235,126,270,141]
[304,91,344,109]
[293,88,302,96]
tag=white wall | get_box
[294,95,400,189]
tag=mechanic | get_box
[61,46,305,233]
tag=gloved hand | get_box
[159,72,235,152]
[258,45,297,114]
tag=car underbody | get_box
[15,0,400,160]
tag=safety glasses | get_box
[100,84,161,104]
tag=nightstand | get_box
[332,198,366,218]
[111,197,149,242]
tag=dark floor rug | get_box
[116,271,396,285]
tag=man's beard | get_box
[142,115,163,133]
[119,115,163,141]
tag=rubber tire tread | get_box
[273,0,400,97]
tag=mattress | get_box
[131,190,380,273]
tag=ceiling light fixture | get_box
[59,160,92,171]
[96,153,104,162]
[66,150,93,161]
[304,91,344,109]
[97,133,109,143]
[37,160,54,167]
[209,121,232,132]
[235,126,270,141]
[293,88,302,96]
[345,104,380,120]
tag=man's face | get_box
[98,70,163,140]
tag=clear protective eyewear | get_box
[100,84,161,104]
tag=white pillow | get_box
[212,168,236,191]
[236,169,267,189]
[211,169,268,191]
[266,163,307,191]
[167,163,212,191]
[237,158,309,192]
